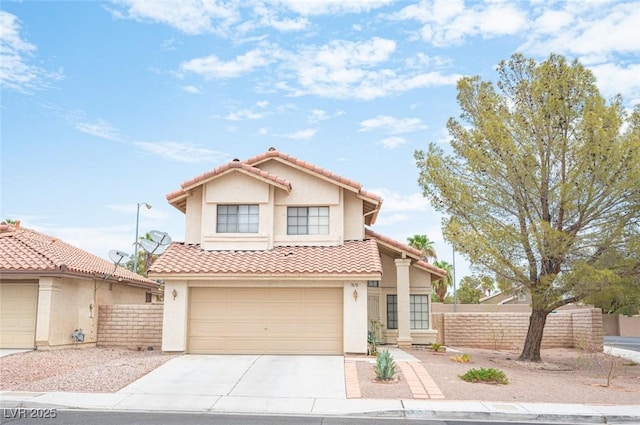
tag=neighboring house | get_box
[0,222,159,349]
[480,290,531,305]
[149,148,447,355]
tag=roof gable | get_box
[365,228,447,278]
[0,223,158,289]
[167,148,382,225]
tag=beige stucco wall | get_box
[185,186,203,244]
[202,172,272,250]
[36,276,148,349]
[179,159,370,250]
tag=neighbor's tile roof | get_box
[148,239,382,276]
[365,228,448,278]
[0,223,158,289]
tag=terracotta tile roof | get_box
[148,239,382,277]
[166,149,382,225]
[365,228,447,278]
[244,149,382,203]
[167,161,292,202]
[0,223,159,289]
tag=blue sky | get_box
[2,0,639,284]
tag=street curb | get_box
[3,400,639,424]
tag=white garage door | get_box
[188,287,343,354]
[0,283,38,349]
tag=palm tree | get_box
[432,260,453,302]
[407,234,437,262]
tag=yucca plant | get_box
[375,349,396,381]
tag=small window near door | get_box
[410,294,429,329]
[386,294,398,329]
[367,280,379,287]
[145,292,152,303]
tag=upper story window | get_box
[287,206,329,235]
[217,204,259,233]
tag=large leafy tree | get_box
[415,54,640,362]
[407,234,437,261]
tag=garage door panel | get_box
[188,287,343,354]
[0,284,38,349]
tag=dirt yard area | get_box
[2,345,638,405]
[354,345,640,404]
[0,347,178,393]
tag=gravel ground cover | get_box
[2,345,638,405]
[408,346,640,405]
[0,347,178,393]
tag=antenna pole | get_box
[133,202,151,274]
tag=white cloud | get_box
[256,100,269,108]
[182,85,201,94]
[360,115,428,134]
[108,0,240,36]
[532,9,573,34]
[373,213,410,226]
[283,128,317,140]
[521,2,640,58]
[279,37,461,99]
[392,0,529,46]
[589,62,640,104]
[75,119,123,141]
[379,136,407,149]
[308,108,345,122]
[276,0,393,16]
[134,141,229,163]
[225,108,265,121]
[256,127,269,135]
[0,11,62,92]
[179,47,275,79]
[368,188,431,212]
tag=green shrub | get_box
[459,367,508,384]
[450,353,471,363]
[430,342,445,352]
[375,350,396,380]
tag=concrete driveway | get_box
[118,355,345,399]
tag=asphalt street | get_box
[0,410,576,425]
[604,336,640,352]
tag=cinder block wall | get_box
[97,304,163,350]
[435,308,602,350]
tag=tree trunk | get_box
[518,308,549,362]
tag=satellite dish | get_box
[149,230,172,246]
[140,238,167,255]
[109,249,130,265]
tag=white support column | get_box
[394,258,412,348]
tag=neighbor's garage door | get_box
[188,287,343,354]
[0,283,38,349]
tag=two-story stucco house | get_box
[149,148,446,355]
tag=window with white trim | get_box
[216,205,259,233]
[287,206,329,235]
[410,294,429,329]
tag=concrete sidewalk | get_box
[1,390,638,423]
[1,346,638,423]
